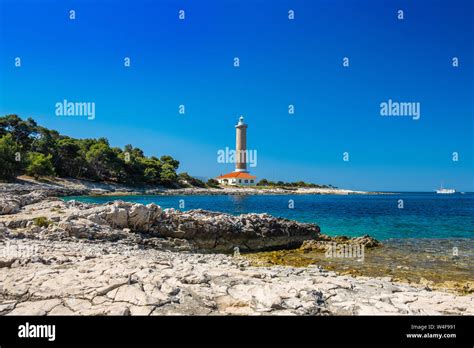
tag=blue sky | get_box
[1,0,473,191]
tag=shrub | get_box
[33,216,51,227]
[206,178,221,188]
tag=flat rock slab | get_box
[1,239,472,316]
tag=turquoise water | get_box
[64,193,474,241]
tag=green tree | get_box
[85,142,120,181]
[257,179,269,186]
[0,134,23,181]
[25,152,55,179]
[144,167,159,183]
[160,155,179,170]
[137,157,162,184]
[160,163,178,186]
[119,145,147,184]
[0,115,37,150]
[56,137,87,177]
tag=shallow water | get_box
[246,238,474,292]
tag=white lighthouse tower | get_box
[235,116,248,172]
[216,116,256,186]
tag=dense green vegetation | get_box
[257,179,335,189]
[0,115,196,187]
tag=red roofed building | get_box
[216,116,257,186]
[216,171,257,186]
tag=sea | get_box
[65,192,474,240]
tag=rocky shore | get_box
[1,239,473,315]
[0,177,382,199]
[0,182,472,315]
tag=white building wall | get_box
[217,178,256,186]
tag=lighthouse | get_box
[235,116,248,172]
[216,116,257,186]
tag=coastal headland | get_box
[1,176,386,197]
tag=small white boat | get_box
[436,188,455,194]
[436,183,455,194]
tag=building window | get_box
[239,179,242,183]
[244,180,248,183]
[250,180,254,183]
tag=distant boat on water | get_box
[436,188,455,194]
[436,182,455,194]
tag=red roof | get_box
[216,172,256,179]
